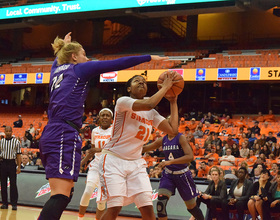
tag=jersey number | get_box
[97,140,106,148]
[135,125,150,142]
[168,153,174,160]
[51,73,64,92]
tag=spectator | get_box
[273,143,280,158]
[193,125,203,139]
[264,110,276,122]
[257,134,266,147]
[231,143,240,158]
[35,158,44,170]
[178,117,187,133]
[227,167,253,220]
[189,118,198,133]
[21,136,31,148]
[248,133,257,149]
[203,144,212,156]
[203,133,213,148]
[235,116,247,128]
[27,124,35,135]
[266,132,277,144]
[262,170,280,220]
[190,168,197,178]
[226,134,236,147]
[255,112,264,123]
[220,148,235,166]
[246,150,258,167]
[246,128,252,139]
[260,144,272,159]
[212,133,222,147]
[197,161,209,178]
[205,112,214,124]
[251,121,261,135]
[202,121,215,136]
[13,115,22,128]
[21,154,31,169]
[213,115,220,124]
[196,166,228,220]
[248,169,271,220]
[82,112,87,124]
[240,142,250,158]
[261,122,276,136]
[193,143,204,157]
[143,152,156,168]
[31,130,41,149]
[205,148,219,165]
[82,125,91,141]
[0,126,21,210]
[36,122,44,134]
[149,165,162,178]
[42,111,48,121]
[270,163,279,179]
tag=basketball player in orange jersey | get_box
[78,108,113,220]
[98,71,179,220]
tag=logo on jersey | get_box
[35,183,51,198]
[90,187,98,200]
[250,67,260,80]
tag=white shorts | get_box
[97,153,152,206]
[87,160,100,184]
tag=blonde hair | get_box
[209,166,220,175]
[51,36,82,65]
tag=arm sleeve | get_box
[16,140,22,154]
[74,55,151,81]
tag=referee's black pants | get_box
[0,159,18,206]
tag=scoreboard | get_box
[0,0,235,20]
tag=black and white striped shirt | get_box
[0,137,21,159]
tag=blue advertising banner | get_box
[196,68,206,81]
[13,73,27,84]
[0,0,234,20]
[36,72,43,84]
[217,68,238,80]
[250,67,260,80]
[0,74,5,84]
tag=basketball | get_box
[157,71,184,98]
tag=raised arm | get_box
[158,134,193,169]
[75,55,168,81]
[157,95,178,136]
[142,137,163,154]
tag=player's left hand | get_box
[64,32,72,44]
[158,160,171,169]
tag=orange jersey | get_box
[260,127,276,136]
[193,148,204,157]
[197,166,210,178]
[255,116,264,122]
[202,125,216,136]
[178,124,187,133]
[264,114,276,122]
[218,127,233,136]
[235,120,247,128]
[246,156,257,166]
[189,123,198,132]
[206,153,219,165]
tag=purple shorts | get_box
[39,122,82,182]
[159,169,199,201]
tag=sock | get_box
[78,213,84,220]
[38,194,69,220]
[188,206,204,220]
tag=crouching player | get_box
[142,130,204,220]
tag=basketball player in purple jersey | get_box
[38,32,168,220]
[143,129,204,220]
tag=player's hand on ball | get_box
[158,71,176,91]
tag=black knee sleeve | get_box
[38,194,70,220]
[188,205,204,220]
[157,195,169,218]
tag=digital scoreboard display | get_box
[0,0,235,20]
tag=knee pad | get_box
[157,195,169,218]
[97,201,106,211]
[134,192,153,208]
[80,182,97,206]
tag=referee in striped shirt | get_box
[0,126,21,210]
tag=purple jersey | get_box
[48,55,151,128]
[162,133,188,171]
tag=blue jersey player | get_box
[38,32,168,220]
[143,131,204,220]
